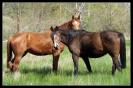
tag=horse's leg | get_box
[72,54,79,77]
[114,55,122,71]
[112,63,116,75]
[11,55,22,72]
[82,57,92,73]
[9,51,26,72]
[8,58,15,70]
[53,54,60,72]
[111,55,122,75]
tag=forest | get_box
[3,3,130,40]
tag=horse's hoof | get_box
[88,70,92,73]
[14,71,21,80]
[53,70,58,75]
[112,72,115,76]
[74,75,78,78]
[74,73,78,78]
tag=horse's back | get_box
[25,30,54,55]
[79,32,107,58]
[100,30,121,54]
[9,30,64,55]
[9,32,28,44]
[78,30,122,57]
[10,30,52,43]
[100,30,121,44]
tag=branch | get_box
[74,3,86,17]
[63,6,73,14]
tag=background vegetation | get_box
[3,2,130,40]
[2,40,130,85]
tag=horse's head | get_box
[50,26,61,49]
[71,15,80,30]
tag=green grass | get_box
[2,40,131,85]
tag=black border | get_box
[1,1,132,87]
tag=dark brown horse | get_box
[7,15,80,72]
[51,26,126,76]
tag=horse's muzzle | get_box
[54,43,59,49]
[54,46,58,50]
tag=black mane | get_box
[60,28,88,38]
[58,28,88,44]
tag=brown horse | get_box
[51,26,126,76]
[7,15,80,72]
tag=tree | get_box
[3,2,130,40]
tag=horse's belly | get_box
[87,52,107,58]
[81,49,107,58]
[28,45,53,55]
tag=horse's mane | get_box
[58,20,72,30]
[101,30,123,38]
[57,28,88,44]
[60,28,87,38]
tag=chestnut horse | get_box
[7,15,80,72]
[51,26,126,76]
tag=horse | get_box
[7,15,80,72]
[50,26,126,76]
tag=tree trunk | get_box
[36,7,43,32]
[76,3,78,9]
[59,3,61,24]
[109,3,112,26]
[16,3,20,32]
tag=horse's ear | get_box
[50,26,54,31]
[55,26,58,28]
[78,15,80,20]
[72,15,74,19]
[55,26,59,30]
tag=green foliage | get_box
[2,41,130,85]
[81,3,130,34]
[3,3,130,40]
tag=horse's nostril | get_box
[54,46,58,50]
[54,44,59,49]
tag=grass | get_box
[2,40,131,86]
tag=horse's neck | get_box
[58,21,71,30]
[61,30,77,46]
[60,32,70,46]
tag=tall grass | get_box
[2,40,130,85]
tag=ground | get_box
[2,40,130,85]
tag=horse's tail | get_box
[7,37,13,68]
[119,33,126,69]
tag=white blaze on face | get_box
[73,20,80,30]
[73,21,78,25]
[54,34,59,48]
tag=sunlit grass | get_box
[2,40,130,85]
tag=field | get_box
[2,40,130,86]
